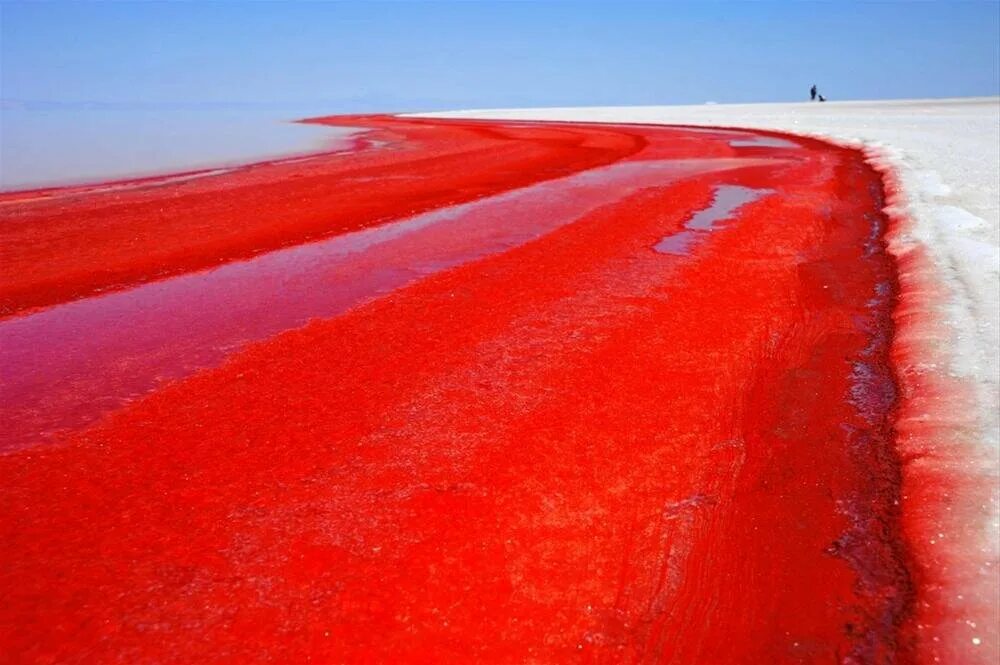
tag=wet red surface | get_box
[0,116,643,317]
[1,117,922,663]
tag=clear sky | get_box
[2,0,999,112]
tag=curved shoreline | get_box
[1,116,935,661]
[419,104,998,663]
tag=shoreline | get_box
[411,100,999,662]
[1,102,995,660]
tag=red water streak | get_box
[0,119,760,452]
[0,116,647,317]
[2,156,774,452]
[0,118,926,663]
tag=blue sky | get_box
[2,1,998,112]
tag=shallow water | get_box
[729,136,801,149]
[0,107,356,189]
[655,184,772,255]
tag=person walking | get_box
[810,84,817,101]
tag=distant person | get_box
[818,94,826,102]
[810,84,817,101]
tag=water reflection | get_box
[655,184,773,255]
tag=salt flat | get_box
[3,99,996,661]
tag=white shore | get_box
[414,98,1000,661]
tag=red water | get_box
[0,155,774,452]
[0,116,935,663]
